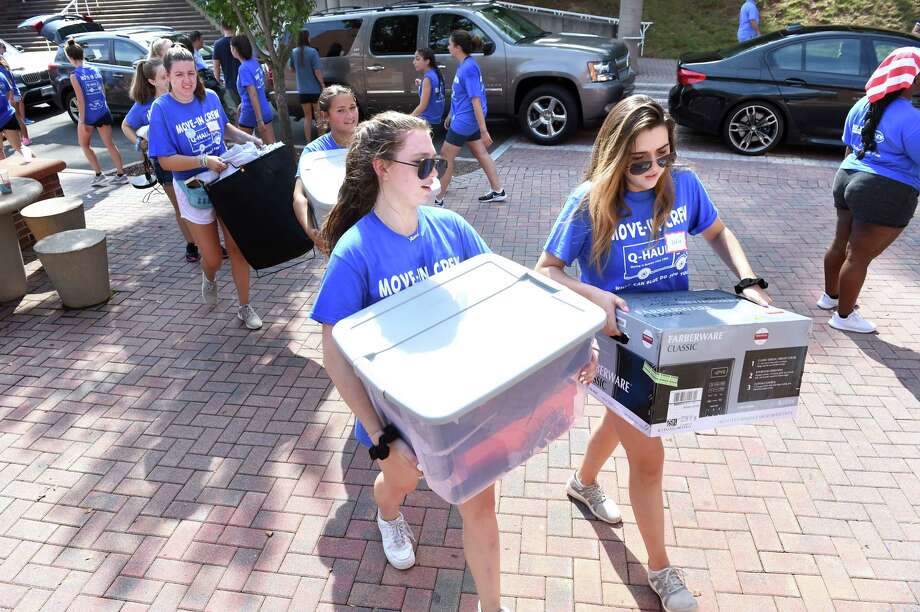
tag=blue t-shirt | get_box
[124,100,153,130]
[449,57,487,136]
[74,65,109,124]
[0,66,20,98]
[290,46,322,94]
[419,68,445,125]
[236,58,273,127]
[294,132,345,177]
[194,49,207,71]
[147,90,228,180]
[737,1,760,41]
[212,36,240,90]
[311,206,490,446]
[839,96,920,192]
[544,169,719,294]
[0,73,15,126]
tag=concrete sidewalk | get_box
[0,141,918,612]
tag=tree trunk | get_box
[618,0,644,74]
[269,56,295,160]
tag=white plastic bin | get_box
[299,149,346,231]
[332,253,605,504]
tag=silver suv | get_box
[287,0,635,144]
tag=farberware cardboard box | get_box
[590,290,811,437]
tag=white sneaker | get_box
[829,310,876,334]
[90,173,108,187]
[816,292,838,310]
[377,512,415,570]
[648,566,699,612]
[201,271,218,307]
[566,470,622,524]
[237,303,262,330]
[110,173,129,185]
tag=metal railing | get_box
[60,0,99,17]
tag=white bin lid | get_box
[299,149,346,211]
[332,253,605,424]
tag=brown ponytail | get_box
[321,111,429,253]
[64,37,84,61]
[129,58,162,104]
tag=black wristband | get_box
[368,424,400,461]
[735,277,768,294]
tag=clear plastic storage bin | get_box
[298,149,346,231]
[332,253,605,504]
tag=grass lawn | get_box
[525,0,918,58]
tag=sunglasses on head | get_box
[388,156,448,179]
[628,152,676,176]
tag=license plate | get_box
[40,86,53,97]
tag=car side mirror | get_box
[482,40,495,56]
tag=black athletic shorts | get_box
[87,112,113,128]
[833,168,919,228]
[0,114,22,132]
[299,93,319,104]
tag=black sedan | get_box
[668,25,920,155]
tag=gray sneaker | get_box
[566,470,622,524]
[648,566,699,612]
[110,173,129,185]
[237,304,263,330]
[201,271,218,307]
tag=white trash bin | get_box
[332,253,605,504]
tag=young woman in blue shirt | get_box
[437,30,506,206]
[65,38,127,187]
[290,30,325,142]
[230,35,275,145]
[147,46,264,330]
[410,47,445,128]
[536,95,771,612]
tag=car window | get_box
[429,14,491,54]
[805,38,861,75]
[477,6,543,43]
[114,40,145,67]
[370,15,418,56]
[872,39,902,65]
[80,39,111,64]
[304,19,363,57]
[769,42,803,70]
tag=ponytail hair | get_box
[164,46,206,101]
[148,37,172,59]
[857,90,901,160]
[416,47,444,94]
[450,30,482,55]
[129,58,162,104]
[230,35,253,60]
[321,111,429,252]
[64,37,84,61]
[297,30,310,67]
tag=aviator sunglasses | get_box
[388,156,449,179]
[628,152,676,176]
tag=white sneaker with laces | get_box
[237,303,263,330]
[566,470,622,524]
[201,270,218,307]
[816,292,838,310]
[90,174,108,187]
[648,566,699,612]
[377,512,416,570]
[110,173,129,185]
[829,310,876,334]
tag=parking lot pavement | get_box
[1,77,918,611]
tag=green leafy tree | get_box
[196,0,316,155]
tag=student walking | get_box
[536,95,771,612]
[0,70,27,160]
[230,36,275,145]
[122,58,200,263]
[820,47,920,333]
[410,47,445,129]
[292,85,359,248]
[312,111,525,612]
[212,23,242,114]
[437,30,505,207]
[65,38,127,187]
[147,46,265,329]
[0,41,31,145]
[290,31,325,142]
[737,0,761,42]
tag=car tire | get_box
[518,84,579,146]
[64,90,79,125]
[721,101,784,155]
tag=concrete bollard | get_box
[33,229,111,308]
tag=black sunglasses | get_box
[388,156,448,179]
[628,152,676,176]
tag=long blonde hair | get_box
[582,95,677,271]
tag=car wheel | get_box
[722,101,783,155]
[64,90,79,124]
[518,84,579,145]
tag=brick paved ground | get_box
[1,130,919,612]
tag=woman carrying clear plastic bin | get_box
[536,95,771,612]
[148,46,264,329]
[292,85,359,248]
[312,112,581,612]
